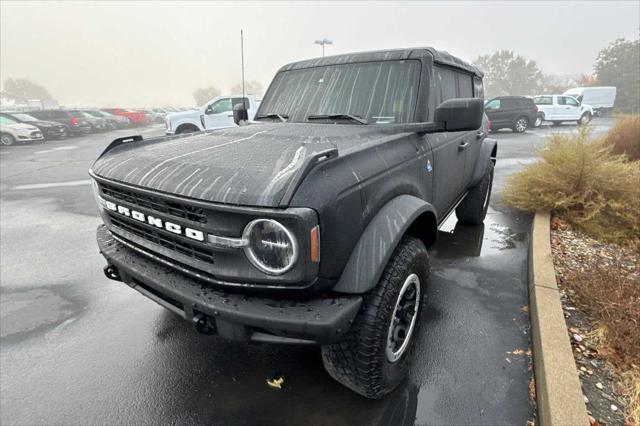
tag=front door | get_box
[427,131,468,217]
[203,98,235,130]
[556,96,581,120]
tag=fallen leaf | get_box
[266,376,285,390]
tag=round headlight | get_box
[243,219,298,275]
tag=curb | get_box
[529,212,589,425]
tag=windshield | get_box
[0,116,18,125]
[258,60,421,124]
[13,113,37,122]
[97,111,113,117]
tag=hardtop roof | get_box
[278,47,483,77]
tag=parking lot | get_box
[0,119,614,425]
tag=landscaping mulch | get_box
[550,216,640,425]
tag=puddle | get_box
[0,286,83,344]
[489,223,526,251]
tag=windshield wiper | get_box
[255,113,288,122]
[307,114,368,125]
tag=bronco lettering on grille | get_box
[104,200,204,241]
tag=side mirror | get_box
[204,105,213,115]
[233,103,248,125]
[434,98,484,131]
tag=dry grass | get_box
[564,264,640,425]
[503,126,640,244]
[603,116,640,161]
[621,371,640,426]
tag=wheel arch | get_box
[468,137,497,188]
[175,122,201,134]
[332,194,437,294]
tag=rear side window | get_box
[473,76,484,98]
[501,98,517,109]
[457,73,473,98]
[533,96,553,105]
[50,110,68,119]
[232,97,250,109]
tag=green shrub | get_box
[603,116,640,161]
[503,127,640,243]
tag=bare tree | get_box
[230,81,263,98]
[192,86,221,106]
[1,78,56,104]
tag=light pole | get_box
[314,38,333,57]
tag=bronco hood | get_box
[91,123,397,207]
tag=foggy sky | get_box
[1,1,638,108]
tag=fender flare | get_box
[469,137,497,188]
[332,194,437,294]
[174,121,201,133]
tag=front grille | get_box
[100,182,207,223]
[108,213,215,264]
[31,131,42,137]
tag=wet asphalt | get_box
[0,119,614,425]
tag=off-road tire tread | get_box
[455,161,494,224]
[321,236,429,399]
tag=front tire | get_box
[512,117,528,133]
[534,114,543,128]
[577,112,592,126]
[1,133,15,146]
[321,236,429,399]
[456,161,494,225]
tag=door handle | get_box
[227,114,234,117]
[458,142,469,152]
[476,131,485,140]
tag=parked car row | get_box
[484,92,599,133]
[0,107,171,146]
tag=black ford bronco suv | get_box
[90,48,496,399]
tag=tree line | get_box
[474,37,639,112]
[2,38,637,112]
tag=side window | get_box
[565,97,580,107]
[473,76,484,98]
[485,99,501,110]
[435,66,457,103]
[501,98,516,110]
[457,73,473,98]
[208,98,232,114]
[51,111,67,119]
[533,96,552,105]
[232,97,250,109]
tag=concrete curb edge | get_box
[529,211,589,425]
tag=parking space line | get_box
[12,179,92,190]
[34,146,78,155]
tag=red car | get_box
[102,108,148,126]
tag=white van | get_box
[562,87,616,116]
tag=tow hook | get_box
[192,313,216,335]
[103,264,121,281]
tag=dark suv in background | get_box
[484,96,538,133]
[0,112,69,139]
[29,109,92,136]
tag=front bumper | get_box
[97,225,362,344]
